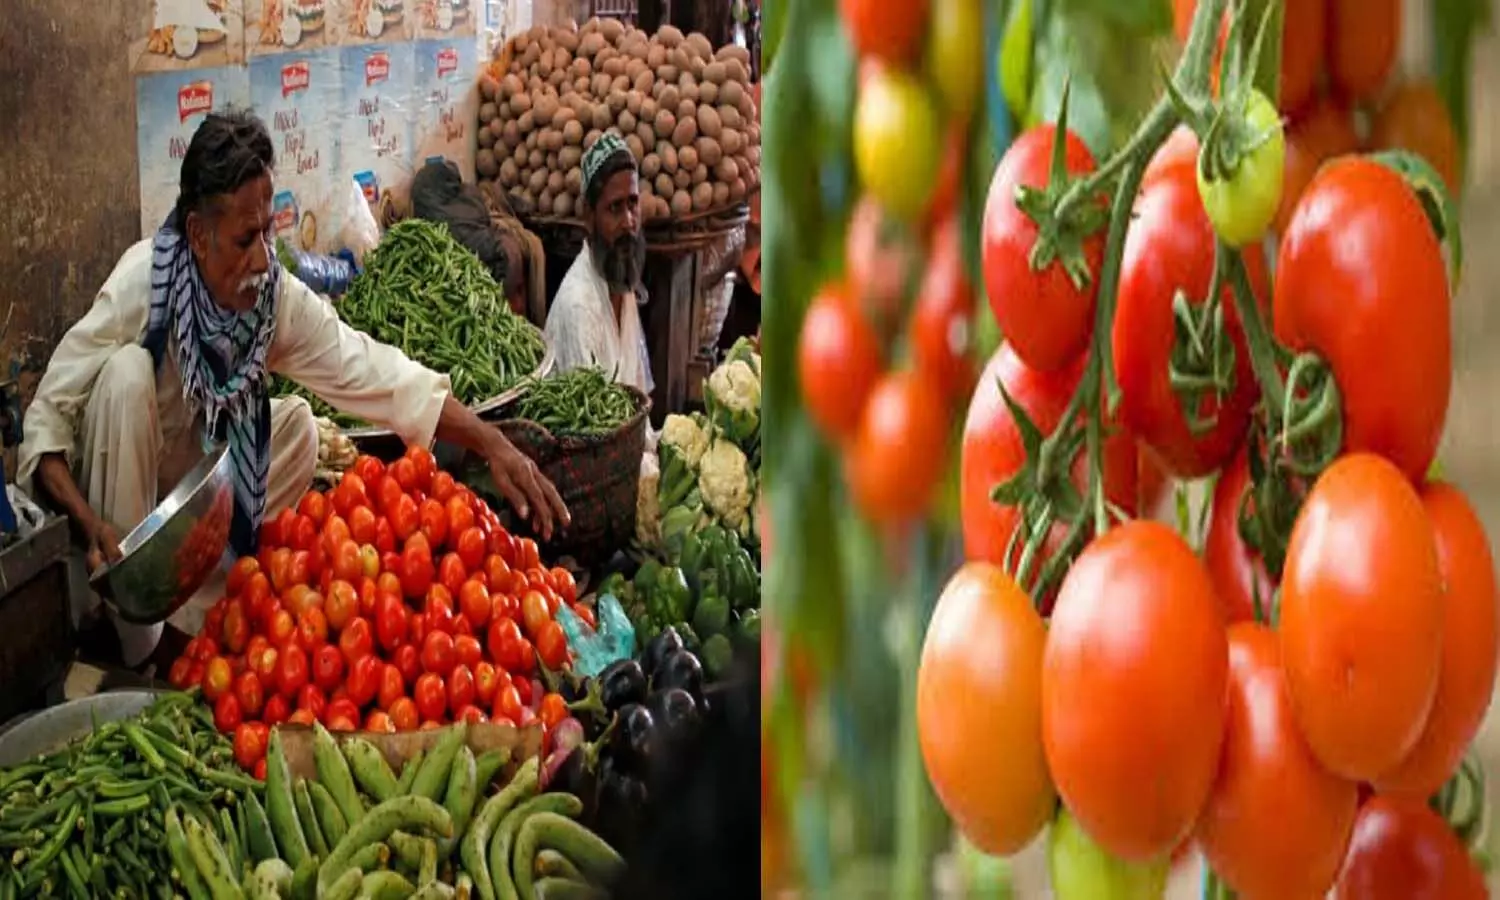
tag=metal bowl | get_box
[89,445,235,625]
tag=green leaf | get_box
[1001,0,1036,122]
[1059,0,1172,34]
[1370,149,1465,291]
[1431,0,1490,153]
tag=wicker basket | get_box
[463,386,652,564]
[523,202,751,256]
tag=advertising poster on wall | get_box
[246,0,332,55]
[339,43,416,226]
[413,0,478,41]
[136,66,252,239]
[249,51,341,251]
[130,0,248,74]
[413,38,478,181]
[331,0,413,45]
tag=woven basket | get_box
[470,386,652,564]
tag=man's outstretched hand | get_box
[486,436,570,541]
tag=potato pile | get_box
[477,18,762,222]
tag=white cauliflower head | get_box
[698,438,753,530]
[707,359,761,415]
[660,413,710,468]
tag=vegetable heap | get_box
[164,719,625,899]
[0,691,264,898]
[274,220,547,427]
[781,0,1491,896]
[508,368,638,437]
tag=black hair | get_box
[172,108,276,234]
[584,148,638,210]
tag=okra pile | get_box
[273,218,549,424]
[0,691,263,899]
[189,719,625,900]
[509,368,638,438]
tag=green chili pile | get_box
[0,691,263,899]
[273,219,547,421]
[510,367,638,436]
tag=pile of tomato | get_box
[167,445,588,778]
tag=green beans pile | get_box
[273,219,548,419]
[0,691,263,899]
[509,367,639,437]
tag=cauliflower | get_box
[636,451,662,546]
[699,438,754,531]
[660,413,710,467]
[705,359,761,448]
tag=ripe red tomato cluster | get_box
[174,487,234,592]
[168,445,586,776]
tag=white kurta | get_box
[19,239,454,663]
[543,243,655,397]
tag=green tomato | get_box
[853,68,942,222]
[926,0,983,123]
[1048,808,1169,900]
[1197,89,1285,248]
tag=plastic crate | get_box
[0,516,75,725]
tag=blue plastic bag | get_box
[284,247,359,297]
[557,594,637,677]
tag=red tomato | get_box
[1274,158,1451,482]
[535,620,569,671]
[389,494,420,542]
[375,592,408,652]
[388,697,419,731]
[168,657,194,689]
[425,585,456,632]
[328,539,362,584]
[549,568,577,605]
[326,715,358,733]
[234,671,266,718]
[474,662,501,707]
[267,547,294,593]
[488,617,526,673]
[982,125,1103,373]
[798,282,882,443]
[447,527,484,574]
[1374,482,1499,799]
[1113,164,1267,477]
[297,684,327,722]
[520,590,551,639]
[511,638,537,677]
[417,498,448,547]
[512,674,534,708]
[287,550,312,588]
[320,515,352,555]
[430,471,457,503]
[1202,448,1277,626]
[267,609,296,649]
[421,630,457,677]
[839,0,927,64]
[221,603,250,655]
[400,544,436,600]
[448,664,477,713]
[570,603,597,630]
[373,475,403,515]
[352,455,385,485]
[346,505,377,546]
[489,529,517,566]
[232,721,270,771]
[1280,454,1444,781]
[454,705,486,725]
[1042,521,1228,861]
[243,573,273,618]
[1144,125,1199,187]
[276,645,310,699]
[434,553,466,599]
[227,556,262,595]
[846,369,950,524]
[290,515,317,553]
[1327,0,1399,103]
[365,711,395,734]
[456,579,493,630]
[414,673,448,723]
[515,539,541,572]
[324,579,358,631]
[346,654,382,708]
[312,644,345,692]
[338,617,376,666]
[296,607,329,652]
[263,694,290,727]
[214,692,243,732]
[444,497,475,541]
[1370,81,1462,197]
[492,683,524,725]
[378,663,405,710]
[325,697,361,727]
[539,693,569,730]
[1196,622,1359,899]
[281,585,314,619]
[1334,795,1487,899]
[287,708,317,727]
[409,610,427,648]
[405,445,436,490]
[911,216,978,407]
[203,657,234,702]
[454,633,484,671]
[373,517,396,554]
[959,343,1139,610]
[484,555,512,591]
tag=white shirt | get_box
[543,242,655,397]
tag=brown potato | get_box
[715,157,740,182]
[674,168,693,189]
[570,57,592,79]
[617,110,638,134]
[691,181,714,211]
[656,24,685,47]
[539,188,554,211]
[685,32,713,60]
[480,75,500,101]
[647,43,668,69]
[692,163,709,185]
[553,193,573,216]
[512,143,527,164]
[728,177,747,201]
[724,58,749,84]
[503,74,526,99]
[606,89,628,114]
[671,189,693,215]
[553,27,579,51]
[560,145,583,169]
[500,158,519,187]
[677,144,699,171]
[657,142,679,173]
[518,109,536,133]
[637,122,656,147]
[717,104,743,131]
[718,128,742,155]
[579,31,607,57]
[641,153,662,179]
[712,181,730,207]
[551,106,577,127]
[669,46,692,72]
[528,168,548,192]
[639,96,658,123]
[656,64,680,85]
[591,103,613,131]
[698,81,719,106]
[478,124,497,148]
[654,110,676,139]
[584,128,603,148]
[655,173,675,197]
[626,134,645,161]
[529,148,545,168]
[695,136,723,167]
[546,151,558,170]
[511,91,533,113]
[656,84,680,111]
[599,17,625,42]
[602,56,627,78]
[672,117,698,147]
[477,149,499,178]
[695,104,722,139]
[565,167,583,193]
[633,69,655,95]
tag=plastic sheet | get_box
[283,247,360,297]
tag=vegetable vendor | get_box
[543,133,654,398]
[19,110,570,668]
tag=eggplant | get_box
[560,673,593,704]
[654,648,705,701]
[610,703,658,773]
[598,659,648,711]
[646,687,702,748]
[594,755,649,854]
[642,627,685,678]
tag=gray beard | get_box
[592,230,646,295]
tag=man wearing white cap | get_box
[543,133,653,398]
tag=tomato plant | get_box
[845,369,950,523]
[1042,521,1228,861]
[917,563,1055,855]
[1279,453,1445,781]
[1327,0,1399,103]
[1274,158,1452,482]
[854,68,942,223]
[1202,449,1276,625]
[1370,82,1461,196]
[1195,623,1359,899]
[1198,90,1285,248]
[1048,807,1168,900]
[1373,482,1499,799]
[911,216,978,407]
[1114,162,1266,477]
[982,124,1103,374]
[799,282,883,444]
[1334,796,1487,899]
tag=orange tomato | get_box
[1327,0,1400,103]
[917,563,1054,855]
[1370,81,1462,196]
[845,369,949,524]
[1279,454,1444,781]
[1374,482,1499,799]
[798,282,883,444]
[839,0,929,65]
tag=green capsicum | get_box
[634,559,663,597]
[656,566,694,624]
[693,584,730,638]
[726,548,759,610]
[678,532,707,590]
